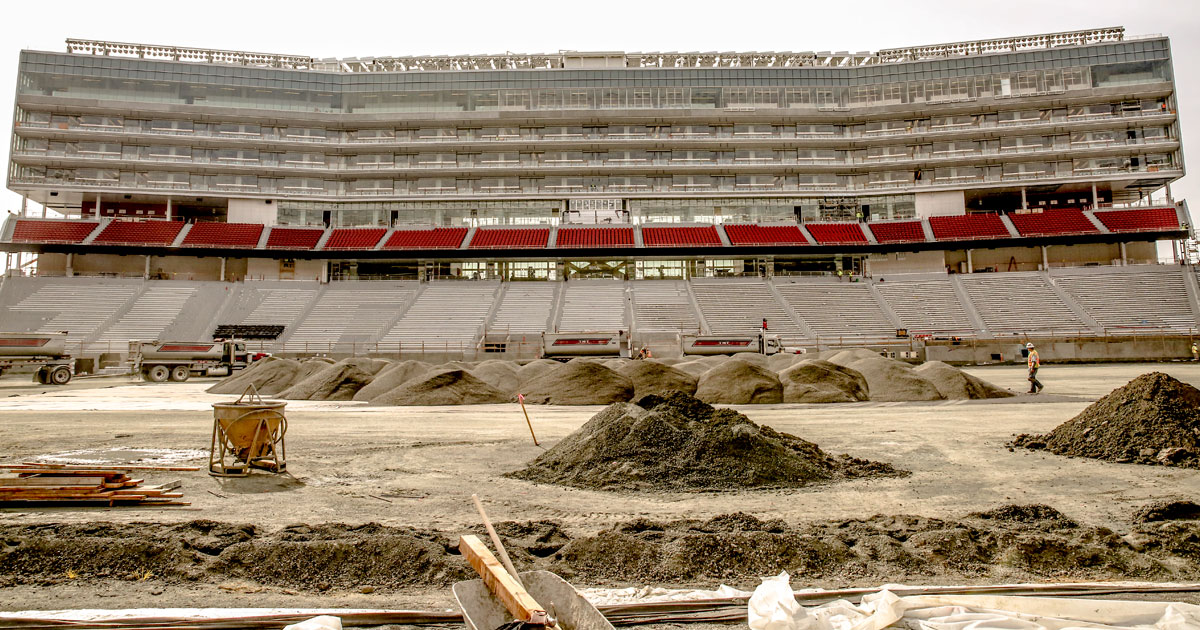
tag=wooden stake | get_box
[472,494,523,587]
[517,393,539,446]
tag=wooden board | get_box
[458,534,548,625]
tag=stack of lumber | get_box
[0,463,197,506]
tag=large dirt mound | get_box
[505,391,906,491]
[516,360,560,386]
[1011,372,1200,467]
[521,360,633,405]
[616,360,698,399]
[470,360,520,394]
[372,368,509,405]
[914,361,1015,399]
[778,360,869,403]
[352,360,431,401]
[694,360,783,404]
[207,357,302,396]
[279,358,385,401]
[838,356,943,402]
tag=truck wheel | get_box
[34,368,49,384]
[170,366,191,382]
[145,365,170,382]
[49,366,72,385]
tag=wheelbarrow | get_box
[454,497,613,630]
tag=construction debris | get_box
[0,463,194,506]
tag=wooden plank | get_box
[458,534,548,625]
[9,462,201,472]
[0,477,106,486]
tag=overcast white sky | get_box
[1,0,1196,225]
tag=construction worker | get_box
[1026,342,1043,394]
[1192,341,1199,362]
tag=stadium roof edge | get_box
[55,27,1143,73]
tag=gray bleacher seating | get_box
[490,283,555,336]
[960,272,1088,334]
[775,282,895,338]
[874,279,974,333]
[632,281,700,333]
[557,281,627,332]
[1053,266,1199,333]
[691,280,803,341]
[380,282,499,349]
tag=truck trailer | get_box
[130,340,251,382]
[681,332,797,356]
[540,331,627,361]
[0,332,74,384]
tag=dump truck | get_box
[129,340,251,382]
[540,331,627,361]
[0,332,74,384]
[681,332,797,356]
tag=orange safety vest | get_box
[1027,349,1040,369]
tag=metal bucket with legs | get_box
[209,385,287,477]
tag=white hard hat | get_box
[1025,342,1035,349]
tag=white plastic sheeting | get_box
[747,572,1200,630]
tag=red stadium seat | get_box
[92,220,184,245]
[382,227,468,250]
[867,220,926,244]
[324,228,387,250]
[265,227,325,250]
[928,213,1009,240]
[641,226,723,247]
[805,222,868,245]
[468,228,550,249]
[181,222,264,248]
[722,224,809,246]
[555,226,635,248]
[1008,209,1098,236]
[1094,207,1180,233]
[10,219,98,244]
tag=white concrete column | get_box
[1166,183,1174,204]
[320,261,330,283]
[144,256,151,279]
[966,249,974,274]
[1119,242,1128,266]
[1020,187,1028,210]
[1091,183,1099,209]
[219,257,227,282]
[95,194,102,220]
[65,253,73,277]
[1041,245,1049,271]
[166,197,172,221]
[20,196,27,217]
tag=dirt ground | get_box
[1,362,1199,612]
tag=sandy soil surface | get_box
[1,362,1199,612]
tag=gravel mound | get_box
[672,360,715,378]
[520,360,634,405]
[616,361,698,399]
[279,358,385,401]
[730,352,770,368]
[506,391,905,491]
[778,360,869,403]
[352,360,432,401]
[470,360,520,394]
[694,360,783,404]
[516,360,561,387]
[767,352,805,372]
[372,368,510,405]
[1011,372,1200,467]
[1133,500,1200,524]
[838,356,943,402]
[207,357,301,396]
[914,361,1015,399]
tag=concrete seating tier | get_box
[94,284,198,345]
[867,220,925,243]
[468,228,550,249]
[874,279,973,333]
[961,272,1086,334]
[380,283,498,348]
[641,226,723,247]
[555,226,635,248]
[93,220,184,245]
[928,213,1009,240]
[558,281,627,331]
[1093,207,1180,232]
[691,280,803,340]
[11,220,98,244]
[324,228,387,250]
[287,282,416,348]
[265,227,324,249]
[5,281,141,348]
[490,283,556,336]
[383,227,468,250]
[235,286,320,333]
[1054,267,1198,332]
[181,222,264,248]
[776,282,895,338]
[632,281,699,333]
[804,222,868,245]
[1008,209,1098,236]
[722,224,809,246]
